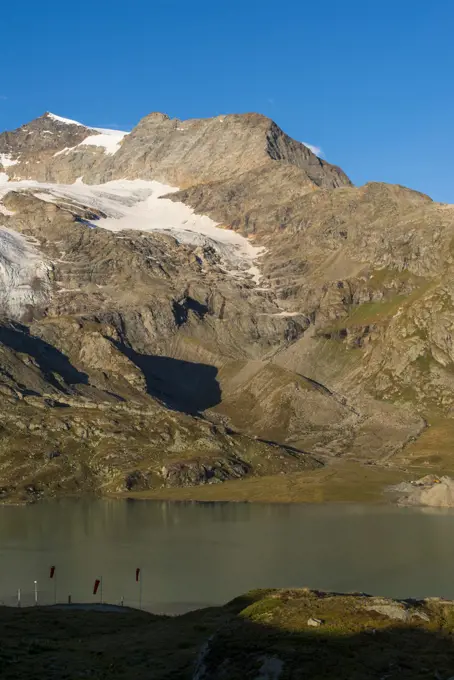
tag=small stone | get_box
[307,617,322,627]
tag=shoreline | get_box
[0,458,448,507]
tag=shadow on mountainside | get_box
[114,342,221,414]
[2,593,454,680]
[194,592,454,680]
[196,618,454,679]
[0,323,89,391]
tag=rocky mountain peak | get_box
[0,105,450,504]
[126,110,351,189]
[0,112,93,168]
[0,110,351,191]
[141,111,171,123]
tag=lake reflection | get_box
[0,500,454,612]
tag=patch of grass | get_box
[321,279,435,334]
[395,417,454,474]
[0,604,229,680]
[391,385,420,404]
[204,590,454,679]
[239,596,283,622]
[323,297,406,333]
[119,460,415,504]
[2,590,454,680]
[367,267,415,288]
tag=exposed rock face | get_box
[1,107,452,501]
[160,456,252,487]
[1,112,351,190]
[389,475,454,507]
[0,113,94,163]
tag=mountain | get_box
[0,109,449,502]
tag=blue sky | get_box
[1,0,453,202]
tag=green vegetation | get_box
[395,417,454,474]
[321,278,435,334]
[321,296,406,333]
[121,459,417,504]
[204,590,454,679]
[367,267,415,288]
[2,590,454,679]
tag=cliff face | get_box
[0,108,452,501]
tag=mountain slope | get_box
[0,109,449,501]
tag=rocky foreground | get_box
[2,589,454,679]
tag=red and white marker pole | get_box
[93,577,103,603]
[136,568,142,610]
[50,565,57,604]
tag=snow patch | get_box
[47,113,128,154]
[0,176,263,282]
[0,204,14,216]
[56,286,81,293]
[0,154,18,168]
[269,311,303,317]
[0,176,51,317]
[79,129,127,155]
[257,310,303,317]
[46,112,85,127]
[53,147,75,157]
[91,126,126,136]
[0,225,51,318]
[52,129,127,157]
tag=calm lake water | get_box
[1,500,454,613]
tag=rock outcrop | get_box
[190,589,454,680]
[389,475,454,507]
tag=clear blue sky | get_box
[1,0,453,202]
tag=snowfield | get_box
[47,113,86,126]
[45,113,128,156]
[0,154,19,168]
[78,128,127,155]
[0,223,51,318]
[0,176,264,302]
[54,130,127,157]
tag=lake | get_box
[1,500,454,613]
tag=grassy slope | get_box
[117,460,418,504]
[0,605,227,680]
[320,276,435,333]
[394,418,454,474]
[2,590,454,679]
